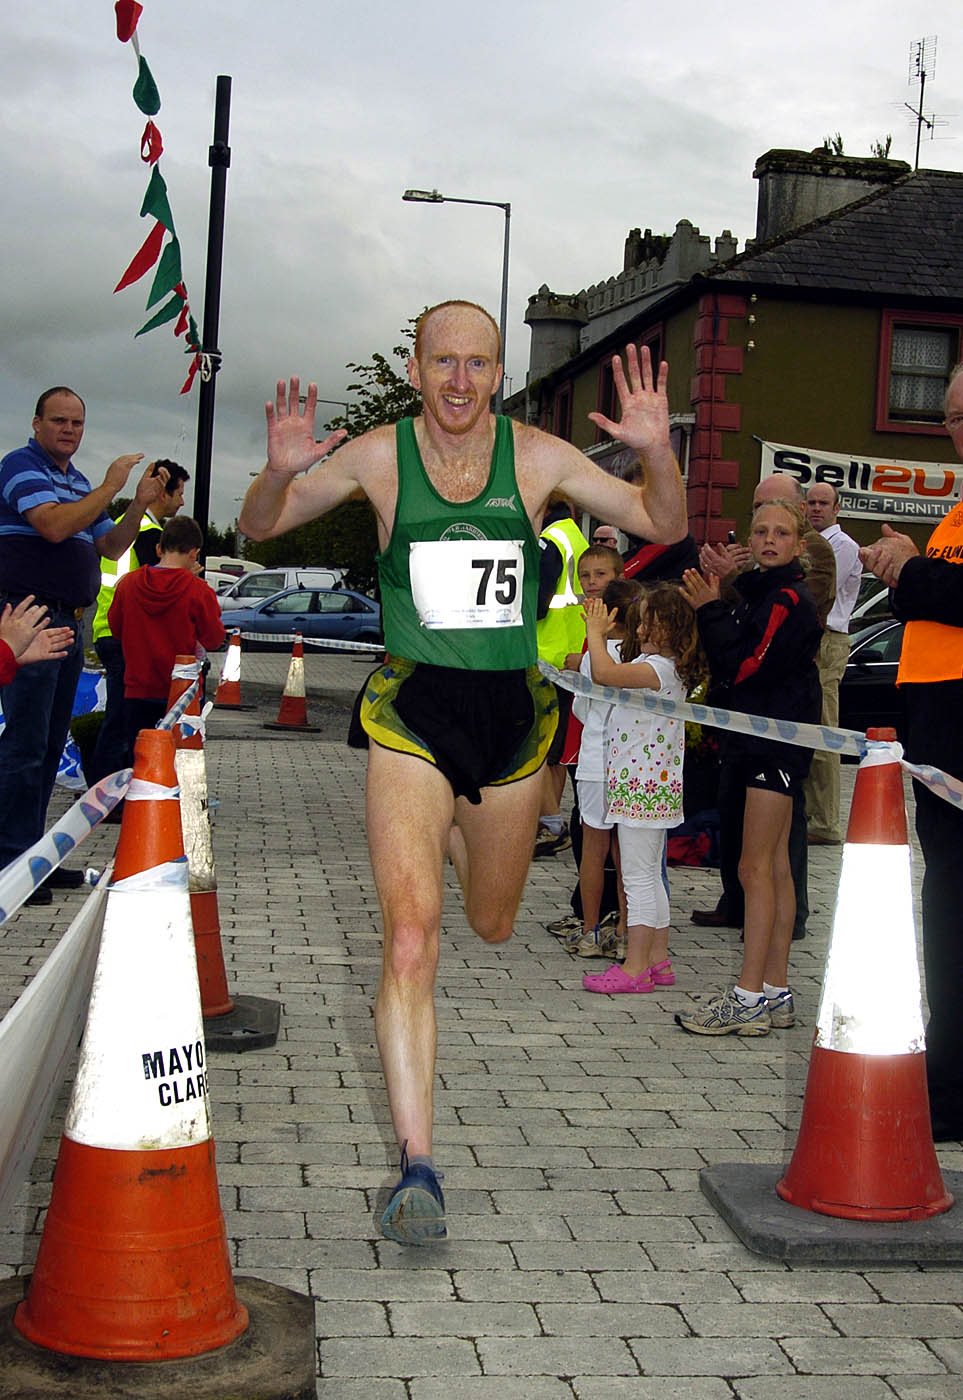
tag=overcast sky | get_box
[1,1,959,528]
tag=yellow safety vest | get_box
[91,511,161,642]
[536,517,589,669]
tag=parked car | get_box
[217,566,344,610]
[838,617,904,748]
[848,572,891,631]
[219,586,382,651]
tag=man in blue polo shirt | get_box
[0,386,168,903]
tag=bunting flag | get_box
[112,1,201,394]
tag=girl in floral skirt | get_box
[581,584,706,994]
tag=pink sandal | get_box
[648,959,676,986]
[583,963,655,994]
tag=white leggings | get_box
[618,825,669,928]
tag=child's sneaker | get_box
[675,987,771,1036]
[583,963,655,994]
[767,988,795,1028]
[648,959,675,986]
[547,912,581,938]
[599,924,625,959]
[574,926,607,958]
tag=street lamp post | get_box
[402,188,511,413]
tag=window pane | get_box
[269,591,313,613]
[890,326,954,416]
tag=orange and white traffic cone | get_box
[213,629,252,710]
[166,658,280,1052]
[13,727,248,1359]
[167,657,234,1019]
[776,727,953,1222]
[263,633,319,732]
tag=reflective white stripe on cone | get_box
[167,656,234,1018]
[264,633,317,730]
[777,728,953,1221]
[214,630,244,708]
[13,727,248,1360]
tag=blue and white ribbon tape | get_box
[157,676,201,730]
[236,630,383,654]
[0,769,130,924]
[541,662,963,812]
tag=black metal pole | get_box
[193,74,232,556]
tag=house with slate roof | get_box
[508,149,963,546]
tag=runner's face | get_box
[750,505,803,569]
[409,307,502,435]
[578,559,619,598]
[32,393,85,469]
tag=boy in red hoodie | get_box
[108,515,225,758]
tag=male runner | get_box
[239,300,687,1243]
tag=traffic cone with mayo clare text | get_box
[166,657,280,1051]
[776,728,953,1222]
[263,632,319,731]
[213,628,252,709]
[13,726,248,1359]
[167,656,233,1019]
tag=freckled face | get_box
[750,504,803,570]
[578,559,620,599]
[408,307,502,436]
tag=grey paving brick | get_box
[824,1303,963,1336]
[477,1336,638,1375]
[320,1336,480,1377]
[391,1301,540,1335]
[627,1336,793,1375]
[781,1337,946,1374]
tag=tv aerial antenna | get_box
[906,36,940,170]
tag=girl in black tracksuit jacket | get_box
[677,500,822,1035]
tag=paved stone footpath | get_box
[2,649,961,1398]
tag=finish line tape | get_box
[540,661,963,812]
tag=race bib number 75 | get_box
[409,539,525,629]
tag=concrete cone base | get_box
[203,994,281,1053]
[701,1164,963,1264]
[0,1275,315,1398]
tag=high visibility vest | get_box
[536,517,589,669]
[91,511,161,642]
[898,499,963,685]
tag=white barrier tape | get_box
[157,676,201,730]
[542,660,868,758]
[110,857,189,893]
[178,700,213,743]
[543,662,963,813]
[236,630,383,653]
[902,760,963,810]
[124,778,180,802]
[0,771,129,925]
[171,660,201,680]
[0,872,110,1226]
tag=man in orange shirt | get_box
[862,363,963,1142]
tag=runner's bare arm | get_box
[520,345,687,543]
[239,378,370,540]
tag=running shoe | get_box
[675,988,772,1036]
[547,912,581,938]
[574,926,608,957]
[380,1146,447,1245]
[767,988,795,1029]
[533,822,571,859]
